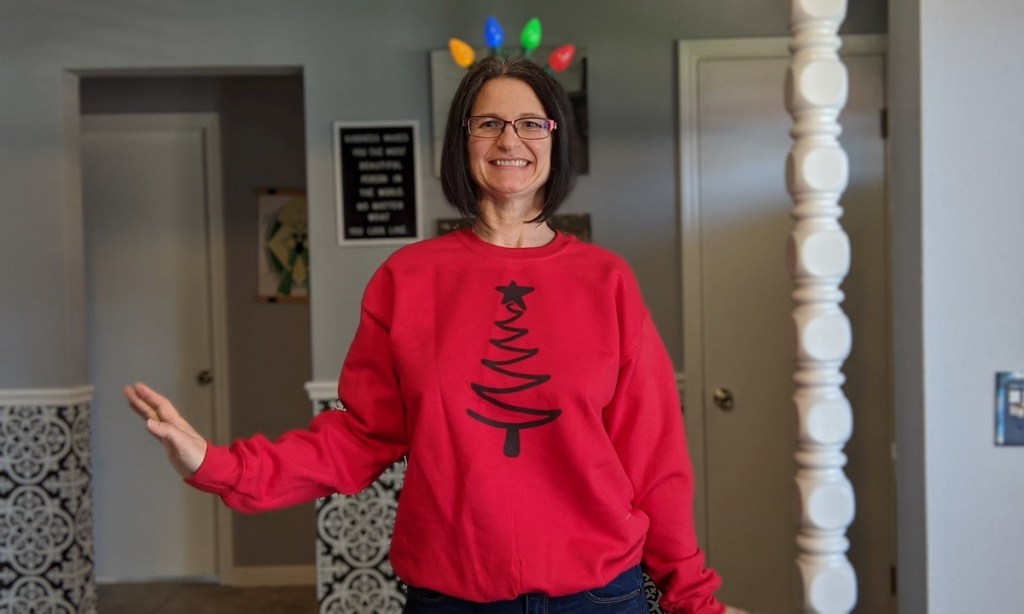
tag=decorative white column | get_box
[786,1,857,613]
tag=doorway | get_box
[83,113,225,581]
[80,72,313,584]
[680,36,893,613]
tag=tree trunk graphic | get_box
[467,281,561,457]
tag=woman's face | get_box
[467,77,553,208]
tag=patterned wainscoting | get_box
[305,380,686,614]
[0,387,96,613]
[306,383,406,614]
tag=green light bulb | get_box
[520,17,542,54]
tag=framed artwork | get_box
[334,120,422,245]
[995,371,1024,445]
[257,189,309,303]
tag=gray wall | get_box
[219,77,314,567]
[1,0,886,572]
[890,0,1024,610]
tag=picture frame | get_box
[257,189,309,303]
[334,120,422,245]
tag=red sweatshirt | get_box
[187,228,723,613]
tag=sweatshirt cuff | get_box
[184,442,240,495]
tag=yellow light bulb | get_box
[448,38,475,68]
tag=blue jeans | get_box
[402,565,650,614]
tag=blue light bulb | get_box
[484,16,504,52]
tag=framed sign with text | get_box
[334,120,421,245]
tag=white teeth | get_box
[493,159,528,167]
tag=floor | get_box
[97,582,319,613]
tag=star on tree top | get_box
[496,281,534,310]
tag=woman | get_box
[126,56,736,614]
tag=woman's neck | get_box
[471,221,555,248]
[474,197,555,248]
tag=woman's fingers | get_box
[126,382,208,477]
[124,383,158,421]
[124,382,180,423]
[125,383,199,434]
[129,382,180,421]
[145,417,207,477]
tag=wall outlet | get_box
[995,371,1024,446]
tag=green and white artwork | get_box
[258,191,309,301]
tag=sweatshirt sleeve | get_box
[602,293,723,613]
[186,267,409,513]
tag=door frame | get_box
[678,31,889,581]
[80,112,235,583]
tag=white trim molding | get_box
[0,386,95,406]
[304,380,338,404]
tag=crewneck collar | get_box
[454,227,574,260]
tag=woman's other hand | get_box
[124,382,208,478]
[724,606,750,614]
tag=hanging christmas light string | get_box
[447,16,577,74]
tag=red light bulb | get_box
[547,44,576,73]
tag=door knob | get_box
[712,387,734,410]
[197,370,214,385]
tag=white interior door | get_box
[681,37,893,613]
[83,114,222,582]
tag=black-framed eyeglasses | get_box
[464,116,557,140]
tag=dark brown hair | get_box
[440,55,577,223]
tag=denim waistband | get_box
[402,565,649,614]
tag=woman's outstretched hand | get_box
[124,383,208,478]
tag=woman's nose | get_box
[495,122,520,147]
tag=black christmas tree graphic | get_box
[467,281,561,458]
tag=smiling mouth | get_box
[491,159,529,167]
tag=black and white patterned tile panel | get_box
[308,387,406,614]
[0,389,96,613]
